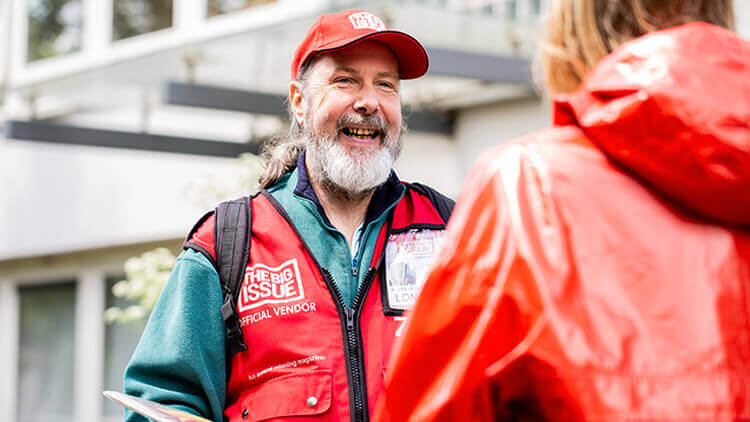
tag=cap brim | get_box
[315,30,429,80]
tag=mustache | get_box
[334,113,389,135]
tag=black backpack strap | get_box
[214,196,252,356]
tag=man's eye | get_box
[335,77,354,84]
[378,81,396,90]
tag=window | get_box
[530,0,541,15]
[27,0,83,61]
[503,0,517,19]
[17,282,76,422]
[113,0,173,41]
[102,276,147,418]
[207,0,276,17]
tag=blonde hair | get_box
[541,0,735,94]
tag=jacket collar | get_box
[293,149,404,227]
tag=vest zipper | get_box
[343,307,363,421]
[321,267,377,422]
[261,191,379,422]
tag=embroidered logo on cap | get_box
[239,259,305,311]
[348,12,387,31]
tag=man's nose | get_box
[353,87,379,115]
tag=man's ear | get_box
[289,82,305,127]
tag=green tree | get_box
[27,0,82,61]
[113,0,173,41]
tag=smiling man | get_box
[123,9,454,422]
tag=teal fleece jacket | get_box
[123,152,404,421]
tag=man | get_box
[124,9,453,422]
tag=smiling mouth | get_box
[342,127,380,140]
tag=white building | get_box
[0,1,747,421]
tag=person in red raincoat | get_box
[376,0,749,420]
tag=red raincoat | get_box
[376,23,750,421]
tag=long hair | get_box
[257,57,319,189]
[540,0,735,94]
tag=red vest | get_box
[190,186,450,422]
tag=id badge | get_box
[384,229,445,311]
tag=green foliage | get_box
[105,248,176,324]
[27,0,82,61]
[113,0,173,41]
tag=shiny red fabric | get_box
[376,23,750,421]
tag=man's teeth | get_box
[344,127,378,138]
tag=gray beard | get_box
[305,114,402,201]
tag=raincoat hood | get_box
[377,22,750,422]
[554,23,750,226]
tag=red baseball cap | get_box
[291,9,429,80]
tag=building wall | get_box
[0,140,232,260]
[454,96,550,178]
[0,239,183,422]
[394,96,550,200]
[395,132,462,198]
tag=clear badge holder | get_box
[384,229,445,311]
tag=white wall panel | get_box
[0,142,232,259]
[453,96,549,179]
[396,132,461,199]
[0,280,20,422]
[74,271,105,422]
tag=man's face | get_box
[291,40,404,198]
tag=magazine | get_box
[103,390,212,422]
